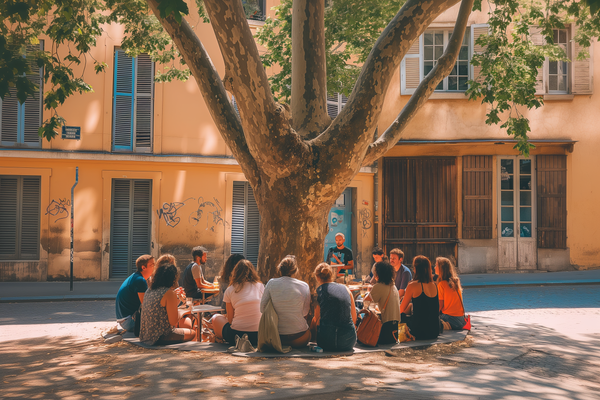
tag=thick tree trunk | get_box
[254,187,331,286]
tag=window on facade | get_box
[112,49,154,152]
[0,175,41,260]
[231,181,261,267]
[401,26,481,95]
[423,30,470,91]
[244,0,266,21]
[327,92,348,118]
[532,25,593,95]
[548,29,569,93]
[0,42,43,148]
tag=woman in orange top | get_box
[435,257,466,330]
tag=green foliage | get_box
[256,0,405,102]
[1,0,190,141]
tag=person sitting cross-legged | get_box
[311,263,357,351]
[211,260,264,347]
[363,261,401,344]
[139,255,196,346]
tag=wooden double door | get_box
[383,157,457,266]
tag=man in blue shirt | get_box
[389,248,412,298]
[115,254,155,332]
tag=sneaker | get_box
[102,325,124,338]
[104,334,123,344]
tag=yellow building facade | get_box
[0,2,597,281]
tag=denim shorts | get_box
[440,314,466,330]
[317,323,357,351]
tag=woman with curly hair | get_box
[213,253,246,312]
[139,254,196,345]
[260,256,311,348]
[400,255,441,340]
[435,257,466,330]
[211,259,264,346]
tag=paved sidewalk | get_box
[1,269,599,303]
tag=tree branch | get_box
[145,0,260,187]
[203,0,309,176]
[362,0,474,166]
[311,0,461,171]
[291,0,330,136]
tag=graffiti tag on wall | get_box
[157,196,229,231]
[45,198,70,222]
[359,208,372,237]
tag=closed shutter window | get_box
[0,42,43,147]
[110,179,152,278]
[112,49,154,152]
[231,181,261,267]
[0,175,41,260]
[326,93,348,118]
[537,155,567,249]
[462,156,493,239]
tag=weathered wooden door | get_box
[498,157,536,270]
[383,157,457,265]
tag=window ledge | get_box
[429,92,468,100]
[543,94,574,101]
[247,19,266,27]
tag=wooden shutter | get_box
[23,42,43,146]
[134,54,154,151]
[537,155,567,249]
[231,181,261,267]
[470,24,489,84]
[110,179,132,278]
[131,180,152,267]
[1,87,19,145]
[530,27,546,95]
[0,176,40,260]
[401,35,422,95]
[113,49,134,151]
[326,93,347,118]
[0,176,19,259]
[383,157,457,264]
[462,156,492,239]
[571,24,593,94]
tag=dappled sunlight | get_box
[83,99,102,135]
[173,170,187,201]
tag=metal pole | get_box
[70,167,79,291]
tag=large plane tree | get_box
[2,0,600,282]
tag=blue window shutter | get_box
[113,49,135,151]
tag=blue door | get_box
[324,188,352,262]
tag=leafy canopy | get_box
[2,0,600,154]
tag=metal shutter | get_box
[110,179,152,278]
[0,177,19,258]
[110,179,131,278]
[131,180,152,268]
[462,155,493,239]
[230,181,261,268]
[537,155,567,248]
[0,176,40,260]
[113,49,134,151]
[19,176,41,258]
[23,42,43,146]
[134,54,154,150]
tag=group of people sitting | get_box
[113,245,467,351]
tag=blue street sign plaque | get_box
[62,126,81,140]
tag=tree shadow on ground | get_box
[1,314,599,400]
[0,300,114,325]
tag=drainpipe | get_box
[373,161,379,247]
[70,167,79,291]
